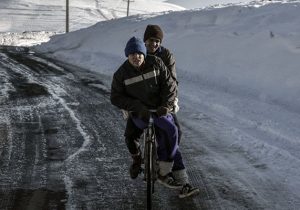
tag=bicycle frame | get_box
[143,114,158,210]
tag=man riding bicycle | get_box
[110,36,199,198]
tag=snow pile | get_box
[0,31,57,46]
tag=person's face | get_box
[128,53,145,69]
[145,37,161,54]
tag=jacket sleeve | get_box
[165,52,178,84]
[110,69,146,112]
[158,60,177,110]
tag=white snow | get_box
[1,0,300,209]
[0,0,184,33]
[0,31,57,46]
[165,0,256,9]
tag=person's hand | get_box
[138,109,150,122]
[156,106,169,117]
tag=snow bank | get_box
[34,1,300,113]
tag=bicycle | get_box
[141,111,158,210]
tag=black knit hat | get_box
[143,24,164,42]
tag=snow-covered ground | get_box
[166,0,255,9]
[1,0,300,209]
[0,0,184,33]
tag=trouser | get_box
[125,114,185,171]
[172,114,182,143]
[124,113,182,155]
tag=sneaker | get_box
[178,184,200,198]
[157,173,182,189]
[129,154,142,179]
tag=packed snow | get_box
[1,0,300,209]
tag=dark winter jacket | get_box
[110,55,177,113]
[151,46,177,84]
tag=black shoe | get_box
[129,155,142,179]
[178,184,200,198]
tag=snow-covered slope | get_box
[0,0,184,33]
[166,0,254,9]
[35,1,300,113]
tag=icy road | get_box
[0,46,209,210]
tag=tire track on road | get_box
[0,48,69,209]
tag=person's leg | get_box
[131,117,148,129]
[171,149,200,198]
[172,150,188,184]
[157,123,200,198]
[155,116,200,197]
[153,114,182,189]
[124,117,143,155]
[172,113,182,144]
[153,114,178,160]
[124,117,143,179]
[172,149,185,171]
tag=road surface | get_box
[0,46,212,210]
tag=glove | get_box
[156,106,169,117]
[138,109,150,122]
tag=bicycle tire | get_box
[146,139,153,210]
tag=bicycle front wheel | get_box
[146,139,154,210]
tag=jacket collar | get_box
[125,60,146,72]
[147,46,163,56]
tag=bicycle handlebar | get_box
[127,109,157,114]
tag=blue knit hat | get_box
[124,36,147,57]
